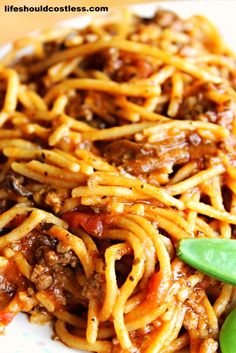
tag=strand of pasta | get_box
[14,252,33,279]
[0,204,67,228]
[167,164,225,196]
[99,242,132,322]
[111,220,172,330]
[160,333,189,353]
[27,160,87,182]
[143,304,181,353]
[54,315,115,340]
[143,120,229,140]
[51,94,68,114]
[0,68,19,125]
[195,217,218,238]
[205,176,232,239]
[84,172,184,209]
[159,306,187,353]
[47,225,94,278]
[86,297,99,344]
[28,39,111,74]
[0,210,45,249]
[44,78,161,103]
[180,189,200,235]
[3,148,93,173]
[146,206,191,234]
[25,89,48,111]
[189,329,201,353]
[55,320,112,353]
[112,231,145,351]
[147,213,190,240]
[114,97,169,121]
[28,37,222,83]
[116,8,132,39]
[101,228,145,350]
[185,199,236,224]
[113,217,156,287]
[134,66,175,86]
[124,291,146,314]
[91,69,170,122]
[75,149,116,172]
[167,72,183,117]
[81,122,157,141]
[18,85,36,110]
[0,129,21,138]
[213,284,233,317]
[12,162,80,188]
[0,138,36,150]
[203,296,219,339]
[72,185,147,199]
[126,304,169,332]
[48,57,82,83]
[169,161,199,185]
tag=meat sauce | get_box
[0,260,23,310]
[18,229,81,309]
[103,135,218,178]
[0,259,26,325]
[0,210,112,321]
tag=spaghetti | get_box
[0,8,236,353]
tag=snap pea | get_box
[220,308,236,353]
[177,239,236,285]
[177,239,236,353]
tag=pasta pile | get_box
[1,9,236,353]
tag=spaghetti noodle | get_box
[0,8,236,353]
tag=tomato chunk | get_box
[63,212,107,237]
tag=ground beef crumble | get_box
[13,229,81,308]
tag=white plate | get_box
[1,1,236,352]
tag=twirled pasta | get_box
[0,8,236,353]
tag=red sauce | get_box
[146,271,170,304]
[0,259,25,311]
[63,212,109,237]
[1,260,24,287]
[0,311,15,325]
